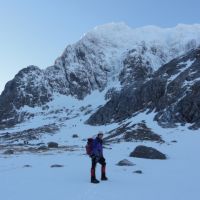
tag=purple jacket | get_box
[92,137,103,157]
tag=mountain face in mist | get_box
[1,23,200,129]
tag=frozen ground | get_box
[0,112,200,200]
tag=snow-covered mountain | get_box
[1,22,200,131]
[1,23,200,200]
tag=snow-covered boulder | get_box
[116,159,135,166]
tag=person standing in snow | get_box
[90,132,108,183]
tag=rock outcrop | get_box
[130,145,167,160]
[87,47,200,129]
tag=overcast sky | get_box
[0,0,200,93]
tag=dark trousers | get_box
[91,156,106,179]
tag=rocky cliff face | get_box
[87,47,200,129]
[1,23,200,128]
[0,66,53,127]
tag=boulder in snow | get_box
[133,170,143,174]
[48,142,59,148]
[72,134,79,138]
[37,145,48,151]
[3,149,14,155]
[23,165,32,168]
[130,145,166,160]
[116,159,135,166]
[51,164,64,168]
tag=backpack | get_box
[85,138,94,156]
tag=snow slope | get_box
[0,112,200,200]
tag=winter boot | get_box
[91,177,100,184]
[101,166,108,181]
[91,168,100,184]
[101,175,108,181]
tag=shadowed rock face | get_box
[119,48,153,86]
[87,48,200,128]
[86,77,166,125]
[153,48,200,128]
